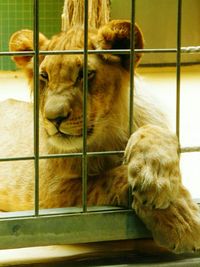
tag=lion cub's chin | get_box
[48,134,86,153]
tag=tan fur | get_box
[1,20,200,253]
[62,0,110,30]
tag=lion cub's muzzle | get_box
[44,94,93,137]
[45,94,71,120]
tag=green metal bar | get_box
[38,48,179,55]
[1,146,200,164]
[129,0,136,136]
[2,46,200,57]
[181,146,200,153]
[40,150,124,160]
[0,156,34,162]
[40,49,133,55]
[82,0,89,213]
[128,0,136,209]
[0,207,127,220]
[0,210,150,250]
[33,0,40,217]
[181,46,200,53]
[39,48,178,54]
[0,46,200,56]
[0,48,178,57]
[176,0,182,140]
[0,51,35,56]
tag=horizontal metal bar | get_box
[0,207,128,219]
[0,156,34,162]
[0,49,132,56]
[1,200,199,219]
[87,150,124,157]
[40,150,124,159]
[0,153,82,162]
[0,151,123,163]
[0,210,150,249]
[182,46,200,53]
[181,146,200,153]
[39,48,177,55]
[0,49,133,56]
[39,152,83,159]
[1,147,200,163]
[1,46,200,57]
[40,49,132,55]
[39,46,199,54]
[0,51,35,56]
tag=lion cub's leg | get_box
[125,124,200,253]
[134,187,200,253]
[125,124,181,209]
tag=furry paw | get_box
[124,124,181,209]
[133,187,200,253]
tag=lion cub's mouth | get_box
[57,126,94,138]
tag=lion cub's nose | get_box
[53,116,67,126]
[44,96,71,125]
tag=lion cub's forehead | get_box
[47,27,96,51]
[40,54,82,82]
[40,54,96,84]
[40,27,97,82]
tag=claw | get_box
[132,185,138,192]
[142,200,147,205]
[172,244,176,251]
[122,156,128,165]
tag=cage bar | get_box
[127,0,136,209]
[82,0,89,213]
[33,0,40,216]
[1,46,200,57]
[175,0,182,140]
[128,0,136,136]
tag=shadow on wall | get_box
[111,0,200,65]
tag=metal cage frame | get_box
[0,0,200,250]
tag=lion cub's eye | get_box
[77,69,96,82]
[88,70,96,80]
[40,71,49,82]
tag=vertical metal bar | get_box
[129,0,136,135]
[82,0,89,212]
[176,0,182,140]
[33,0,40,216]
[128,0,136,209]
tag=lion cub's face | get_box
[9,21,143,152]
[39,29,130,152]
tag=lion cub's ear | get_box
[95,20,144,68]
[9,29,49,68]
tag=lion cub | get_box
[0,20,199,253]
